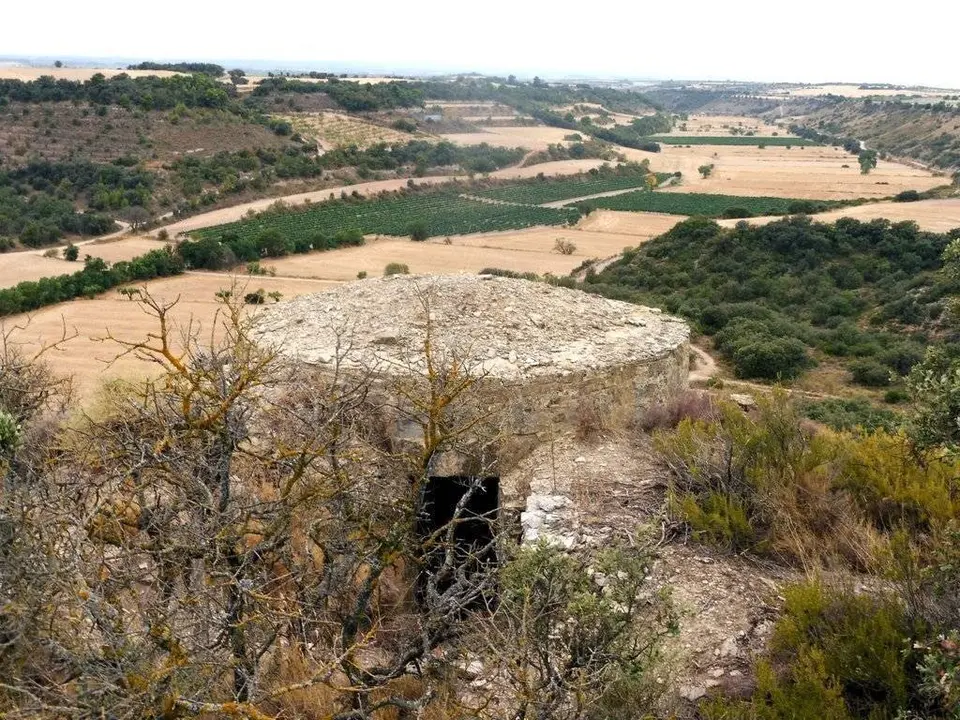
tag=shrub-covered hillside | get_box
[585,216,960,382]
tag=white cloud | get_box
[5,0,959,87]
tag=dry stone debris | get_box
[252,274,689,380]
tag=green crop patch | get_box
[576,191,840,218]
[474,170,673,205]
[650,136,819,146]
[193,191,580,243]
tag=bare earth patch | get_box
[440,125,578,151]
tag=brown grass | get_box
[0,66,182,81]
[626,144,942,200]
[2,273,338,402]
[439,125,577,151]
[717,197,960,233]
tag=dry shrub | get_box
[573,398,606,441]
[637,390,718,432]
[654,391,884,569]
[554,237,577,255]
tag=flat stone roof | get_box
[252,274,689,379]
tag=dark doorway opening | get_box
[416,475,499,608]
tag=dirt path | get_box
[540,176,678,209]
[689,344,718,383]
[690,344,841,400]
[151,160,609,237]
[572,254,620,281]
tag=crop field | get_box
[281,112,427,149]
[652,136,819,146]
[2,273,338,401]
[0,66,182,81]
[717,197,960,233]
[576,210,685,237]
[766,84,957,99]
[579,191,830,217]
[474,172,671,205]
[440,126,576,151]
[194,192,579,243]
[0,237,171,290]
[620,144,943,200]
[658,115,786,136]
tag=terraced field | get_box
[194,192,579,243]
[281,112,428,148]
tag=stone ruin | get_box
[252,273,691,547]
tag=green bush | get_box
[802,398,900,433]
[850,358,892,387]
[409,221,430,241]
[715,319,811,379]
[655,392,960,567]
[895,190,921,202]
[63,243,79,261]
[704,582,914,720]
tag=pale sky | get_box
[4,0,959,88]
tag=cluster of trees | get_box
[0,72,234,111]
[0,248,183,316]
[5,159,154,210]
[409,77,660,115]
[170,140,526,201]
[525,107,669,151]
[177,226,365,270]
[251,77,425,111]
[523,139,620,165]
[0,160,157,246]
[126,62,225,76]
[0,187,115,247]
[585,216,959,383]
[317,139,525,175]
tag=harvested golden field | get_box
[0,237,172,290]
[281,112,427,149]
[0,66,182,81]
[654,114,788,136]
[0,252,74,288]
[440,125,577,151]
[575,210,684,238]
[770,84,957,99]
[625,144,943,200]
[717,198,960,233]
[261,216,674,283]
[263,236,586,281]
[3,273,338,401]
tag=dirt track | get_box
[153,159,607,236]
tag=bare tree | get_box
[0,286,506,719]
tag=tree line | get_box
[0,247,184,316]
[126,61,226,76]
[0,72,234,111]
